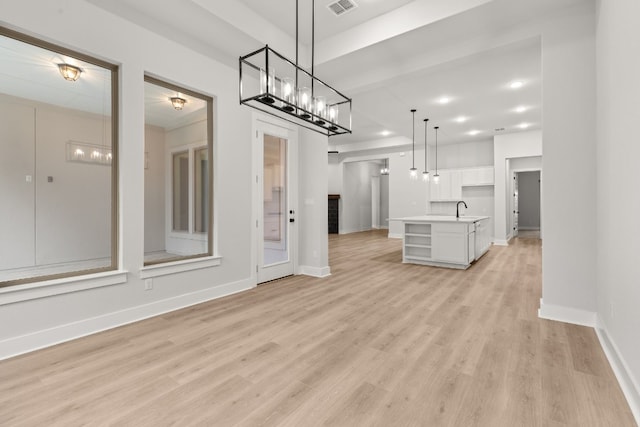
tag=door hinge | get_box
[256,130,258,138]
[256,220,259,228]
[256,175,259,183]
[256,265,258,273]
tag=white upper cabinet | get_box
[430,170,461,201]
[461,167,494,186]
[431,167,493,201]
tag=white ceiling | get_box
[234,0,416,45]
[0,35,112,116]
[2,0,592,149]
[144,81,207,130]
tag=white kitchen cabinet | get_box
[474,217,491,259]
[402,222,432,262]
[461,167,494,186]
[397,215,490,269]
[432,222,468,264]
[430,170,462,201]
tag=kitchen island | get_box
[395,215,491,269]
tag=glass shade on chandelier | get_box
[380,158,389,175]
[238,1,352,137]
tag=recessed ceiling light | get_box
[380,130,391,137]
[438,96,451,104]
[510,80,524,89]
[518,123,530,129]
[468,130,481,136]
[515,106,527,113]
[454,116,467,123]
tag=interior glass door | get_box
[263,134,288,266]
[257,123,296,284]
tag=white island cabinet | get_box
[396,215,491,269]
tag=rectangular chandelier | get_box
[239,45,352,137]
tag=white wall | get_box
[493,131,542,244]
[388,149,429,236]
[429,139,493,170]
[539,6,597,321]
[341,161,380,234]
[380,174,389,228]
[298,129,329,276]
[0,0,257,357]
[596,0,640,418]
[517,171,540,230]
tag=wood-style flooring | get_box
[0,230,636,426]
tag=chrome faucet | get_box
[456,201,468,218]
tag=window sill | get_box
[0,270,128,306]
[139,255,222,279]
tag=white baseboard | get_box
[595,319,640,425]
[0,278,254,361]
[298,265,331,278]
[518,226,540,231]
[388,233,402,239]
[493,239,509,246]
[538,299,597,327]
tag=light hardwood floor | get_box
[0,230,636,426]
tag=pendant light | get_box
[380,158,389,175]
[239,0,352,137]
[433,126,440,183]
[409,109,418,180]
[422,118,430,182]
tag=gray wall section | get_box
[517,171,540,230]
[1,96,112,269]
[0,101,36,270]
[144,124,166,253]
[380,174,389,228]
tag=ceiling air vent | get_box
[327,0,358,16]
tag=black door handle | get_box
[289,218,295,223]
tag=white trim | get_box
[298,265,331,278]
[139,255,222,279]
[595,319,640,425]
[493,239,509,246]
[0,271,128,306]
[537,298,597,327]
[388,232,402,239]
[339,228,371,235]
[0,277,253,360]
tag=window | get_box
[0,27,118,287]
[143,76,213,265]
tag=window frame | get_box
[143,75,214,267]
[0,26,119,288]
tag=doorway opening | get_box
[514,170,541,239]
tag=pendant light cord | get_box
[424,118,428,171]
[311,0,315,97]
[411,109,416,169]
[434,126,439,174]
[295,0,298,93]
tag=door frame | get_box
[251,113,299,285]
[509,166,542,240]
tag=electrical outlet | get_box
[144,278,153,291]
